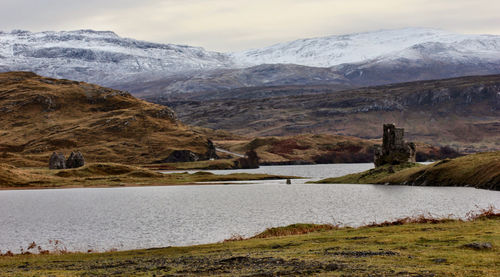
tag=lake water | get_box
[0,164,498,253]
[162,163,375,182]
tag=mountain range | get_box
[1,28,500,99]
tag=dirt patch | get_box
[174,256,344,276]
[324,249,399,257]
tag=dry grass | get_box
[144,159,237,170]
[251,224,338,239]
[381,151,500,190]
[0,163,54,186]
[54,163,163,178]
[0,163,293,189]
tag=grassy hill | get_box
[315,152,500,190]
[0,72,213,167]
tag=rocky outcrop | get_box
[66,151,85,169]
[49,151,86,169]
[49,152,66,169]
[374,124,416,167]
[154,140,218,163]
[234,150,260,169]
[157,150,200,163]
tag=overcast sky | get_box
[1,0,499,52]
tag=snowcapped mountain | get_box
[0,27,499,96]
[232,27,500,67]
[0,29,232,86]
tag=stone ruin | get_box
[49,151,85,169]
[374,124,416,167]
[205,139,219,160]
[67,151,85,168]
[49,152,66,169]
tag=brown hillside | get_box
[0,72,211,166]
[162,74,500,153]
[215,134,458,164]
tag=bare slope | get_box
[0,72,212,166]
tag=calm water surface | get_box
[0,164,498,253]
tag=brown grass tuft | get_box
[367,206,499,227]
[252,224,337,239]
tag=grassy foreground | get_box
[314,151,500,190]
[0,162,293,189]
[0,213,498,276]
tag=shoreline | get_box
[0,180,290,191]
[1,211,498,276]
[3,208,497,255]
[0,162,295,191]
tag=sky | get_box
[1,0,499,52]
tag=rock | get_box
[374,124,416,167]
[432,258,447,263]
[49,152,66,169]
[157,150,200,163]
[66,151,85,169]
[463,242,493,250]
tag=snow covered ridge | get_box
[232,27,500,67]
[0,29,233,85]
[0,27,499,88]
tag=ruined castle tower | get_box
[374,124,416,167]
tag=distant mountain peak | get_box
[0,29,233,86]
[231,27,500,67]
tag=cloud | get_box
[1,0,499,51]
